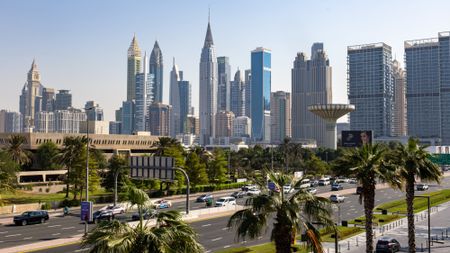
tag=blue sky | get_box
[1,0,449,122]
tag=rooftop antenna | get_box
[208,6,211,23]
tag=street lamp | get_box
[415,195,431,253]
[84,106,94,235]
[333,203,342,253]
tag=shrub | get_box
[41,202,51,210]
[45,188,50,193]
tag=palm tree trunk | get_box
[363,183,376,253]
[406,174,416,253]
[274,212,292,253]
[65,168,70,198]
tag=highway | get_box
[2,177,450,253]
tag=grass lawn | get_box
[319,226,364,242]
[348,214,402,226]
[214,242,308,253]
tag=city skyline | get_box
[1,1,450,122]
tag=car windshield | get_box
[378,241,389,245]
[21,212,31,216]
[331,195,336,198]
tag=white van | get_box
[299,179,310,189]
[215,197,237,207]
[318,178,331,186]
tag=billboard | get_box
[81,201,93,222]
[129,156,175,181]
[342,130,372,147]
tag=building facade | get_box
[54,109,86,134]
[121,100,135,135]
[392,60,407,137]
[251,47,271,142]
[233,116,251,138]
[127,35,142,101]
[179,76,192,134]
[149,103,171,136]
[215,111,235,138]
[42,88,55,112]
[217,56,231,111]
[169,59,181,137]
[231,69,245,117]
[185,115,199,135]
[55,90,72,110]
[85,101,104,121]
[135,53,153,132]
[271,91,291,144]
[347,43,394,137]
[291,45,332,146]
[0,110,22,133]
[150,40,163,103]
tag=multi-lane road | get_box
[2,177,450,253]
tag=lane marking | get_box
[5,234,21,237]
[77,229,84,232]
[48,225,62,228]
[211,237,222,241]
[224,245,231,248]
[52,233,61,236]
[24,236,33,240]
[202,224,211,227]
[74,248,90,252]
[0,231,8,234]
[62,226,75,230]
[222,227,228,230]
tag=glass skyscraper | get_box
[217,56,231,111]
[127,35,142,101]
[250,47,271,142]
[150,40,163,103]
[347,43,393,137]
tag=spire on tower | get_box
[203,19,214,47]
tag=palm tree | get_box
[153,137,180,156]
[5,135,31,166]
[228,170,334,253]
[333,144,399,253]
[82,187,203,253]
[58,136,87,198]
[387,138,442,253]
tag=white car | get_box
[152,199,173,209]
[348,178,358,184]
[416,184,429,191]
[247,188,261,196]
[215,197,237,207]
[307,188,317,194]
[283,185,293,194]
[330,194,345,203]
[100,205,126,215]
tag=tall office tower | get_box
[0,110,5,132]
[85,101,104,121]
[231,69,245,117]
[150,40,163,103]
[24,60,44,129]
[109,121,122,135]
[121,100,135,134]
[392,60,407,137]
[244,69,252,117]
[35,111,55,133]
[251,47,271,142]
[271,91,291,144]
[149,103,172,136]
[215,110,235,137]
[199,19,218,145]
[0,110,21,133]
[405,32,450,143]
[55,90,72,110]
[347,43,393,137]
[19,83,28,130]
[135,53,154,132]
[115,108,122,122]
[169,58,181,137]
[54,109,86,133]
[127,35,142,101]
[233,116,251,137]
[291,45,332,146]
[217,56,231,111]
[186,115,200,135]
[178,73,192,134]
[42,88,55,112]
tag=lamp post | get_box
[114,168,120,206]
[175,167,190,215]
[84,107,94,235]
[333,203,341,253]
[415,195,431,253]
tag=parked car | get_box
[307,188,317,194]
[310,180,319,187]
[247,188,261,196]
[356,186,363,195]
[416,184,429,191]
[331,183,344,191]
[99,204,126,215]
[348,178,358,184]
[335,177,349,183]
[283,185,293,194]
[196,194,214,202]
[231,191,246,198]
[153,199,172,209]
[318,178,331,186]
[92,210,114,223]
[131,208,158,221]
[375,237,401,252]
[14,211,49,226]
[330,194,345,203]
[215,197,237,207]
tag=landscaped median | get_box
[214,242,308,253]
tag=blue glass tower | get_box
[121,100,135,134]
[251,47,271,142]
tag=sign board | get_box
[294,171,303,179]
[129,156,175,181]
[81,201,93,222]
[342,130,373,147]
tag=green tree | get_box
[207,149,228,184]
[387,138,442,253]
[90,149,108,173]
[59,136,87,199]
[228,170,334,253]
[333,144,398,253]
[36,141,60,170]
[102,154,131,193]
[185,152,208,186]
[82,187,203,253]
[0,151,19,204]
[152,137,186,190]
[5,135,31,167]
[304,154,329,176]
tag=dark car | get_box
[132,209,158,221]
[14,211,49,226]
[231,191,246,198]
[376,237,400,252]
[196,194,214,202]
[92,210,113,223]
[310,180,319,187]
[331,183,343,191]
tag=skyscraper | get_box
[55,90,72,110]
[135,53,153,132]
[121,100,135,135]
[271,91,291,144]
[291,45,332,146]
[42,88,55,112]
[233,116,251,138]
[24,60,44,130]
[0,110,22,133]
[217,56,231,111]
[54,109,86,133]
[150,40,163,103]
[392,60,407,137]
[215,110,235,138]
[251,47,271,142]
[405,32,450,143]
[199,19,218,145]
[178,73,192,134]
[347,43,393,137]
[127,35,142,101]
[244,69,251,118]
[170,58,181,137]
[149,103,172,136]
[231,69,245,117]
[85,101,105,121]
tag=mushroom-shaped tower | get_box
[308,104,355,149]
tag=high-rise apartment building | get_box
[199,20,218,145]
[179,74,192,134]
[392,60,407,137]
[127,35,142,101]
[217,56,231,111]
[0,110,5,133]
[85,101,105,121]
[149,103,172,136]
[150,40,163,103]
[215,111,235,138]
[347,43,393,137]
[135,53,153,132]
[233,116,251,138]
[271,91,291,144]
[35,111,54,133]
[42,88,55,112]
[55,90,72,110]
[0,110,22,133]
[109,121,122,135]
[291,45,332,146]
[244,70,252,118]
[231,69,245,117]
[169,59,181,137]
[405,32,450,143]
[251,47,271,142]
[185,115,199,135]
[54,109,86,133]
[121,101,135,135]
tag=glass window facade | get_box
[251,48,271,141]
